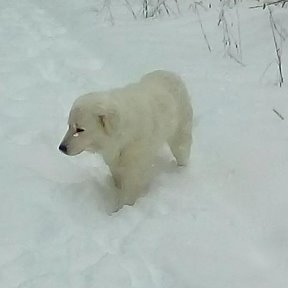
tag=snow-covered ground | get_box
[1,0,288,287]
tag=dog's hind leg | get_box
[168,77,193,166]
[168,130,192,166]
[168,112,192,167]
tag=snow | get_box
[1,0,288,287]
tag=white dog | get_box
[59,70,193,210]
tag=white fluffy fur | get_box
[59,70,193,210]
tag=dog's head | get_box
[59,95,119,156]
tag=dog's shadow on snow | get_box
[62,151,185,216]
[97,148,182,214]
[155,157,180,174]
[90,175,121,214]
[59,169,118,216]
[154,145,184,176]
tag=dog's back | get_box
[141,70,193,131]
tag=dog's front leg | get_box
[114,141,155,210]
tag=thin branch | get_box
[218,6,244,65]
[103,0,114,25]
[174,0,181,14]
[273,108,285,120]
[150,0,175,18]
[260,60,276,82]
[269,7,284,87]
[162,1,170,15]
[143,0,149,18]
[123,0,137,20]
[236,4,242,61]
[193,3,212,52]
[250,0,288,9]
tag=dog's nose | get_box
[59,144,67,154]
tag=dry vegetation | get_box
[95,0,287,86]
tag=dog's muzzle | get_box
[59,144,68,154]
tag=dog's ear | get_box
[98,110,119,135]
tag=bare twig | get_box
[94,0,115,25]
[218,5,244,65]
[162,1,171,15]
[174,0,181,14]
[123,0,137,20]
[143,0,149,18]
[104,0,114,25]
[236,4,242,61]
[260,60,276,82]
[150,0,175,18]
[269,7,284,86]
[273,108,285,120]
[192,2,212,52]
[250,0,288,9]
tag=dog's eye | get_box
[73,128,85,137]
[76,128,85,133]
